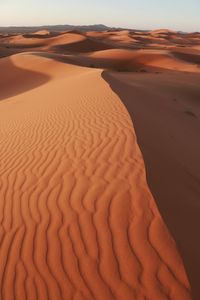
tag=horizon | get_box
[0,23,199,34]
[0,0,199,32]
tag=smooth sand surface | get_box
[87,49,200,72]
[0,29,200,299]
[0,32,85,48]
[33,48,200,74]
[0,53,191,299]
[33,30,51,36]
[0,56,50,100]
[0,31,111,53]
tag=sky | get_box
[0,0,199,32]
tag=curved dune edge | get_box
[102,69,200,299]
[0,53,191,300]
[1,29,200,59]
[0,32,86,47]
[0,55,50,101]
[88,49,200,72]
[32,49,200,73]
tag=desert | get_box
[0,25,200,300]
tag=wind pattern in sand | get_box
[0,53,191,300]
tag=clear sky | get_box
[0,0,199,32]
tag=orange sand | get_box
[0,52,191,300]
[0,28,200,299]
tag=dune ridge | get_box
[1,29,200,58]
[0,53,191,299]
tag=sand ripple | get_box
[0,54,191,299]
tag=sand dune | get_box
[0,32,85,48]
[41,32,87,49]
[103,70,200,300]
[88,49,200,72]
[0,55,50,100]
[172,50,200,64]
[150,29,176,36]
[37,48,200,73]
[1,29,200,57]
[32,30,51,36]
[0,31,113,55]
[0,53,191,299]
[192,45,200,51]
[1,28,200,299]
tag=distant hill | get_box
[0,24,122,34]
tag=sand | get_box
[103,70,200,299]
[0,29,200,299]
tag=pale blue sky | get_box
[0,0,199,31]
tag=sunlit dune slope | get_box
[39,48,200,73]
[0,53,191,300]
[0,31,112,53]
[1,29,200,59]
[32,30,51,36]
[0,32,85,48]
[88,49,200,72]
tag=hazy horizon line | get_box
[0,23,198,33]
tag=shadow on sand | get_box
[102,70,200,300]
[0,57,50,101]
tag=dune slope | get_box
[103,70,200,299]
[34,48,200,75]
[0,56,50,100]
[0,53,191,300]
